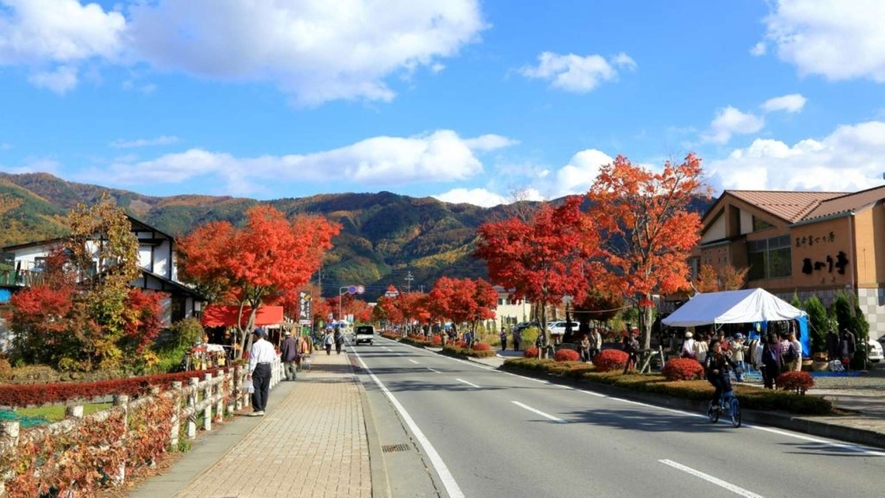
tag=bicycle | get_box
[707,389,741,428]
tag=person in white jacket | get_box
[681,332,696,359]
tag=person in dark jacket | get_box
[761,334,782,389]
[826,328,840,362]
[280,330,299,381]
[838,329,856,370]
[334,328,344,354]
[704,339,737,407]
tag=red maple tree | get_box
[585,153,708,350]
[475,196,601,345]
[178,205,340,357]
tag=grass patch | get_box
[14,402,114,423]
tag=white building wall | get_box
[701,215,727,243]
[740,210,753,235]
[152,239,171,278]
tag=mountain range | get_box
[0,172,715,300]
[0,172,532,298]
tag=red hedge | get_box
[523,347,539,358]
[662,358,704,381]
[592,349,629,372]
[431,335,442,344]
[472,342,491,351]
[554,349,580,362]
[777,371,814,394]
[0,367,231,408]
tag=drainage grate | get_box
[381,443,411,453]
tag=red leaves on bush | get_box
[662,358,704,381]
[592,349,629,372]
[776,371,814,394]
[431,335,442,344]
[472,342,491,351]
[554,349,580,362]
[523,347,539,358]
[0,367,230,408]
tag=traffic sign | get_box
[348,285,357,294]
[356,285,365,294]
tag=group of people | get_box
[499,328,523,351]
[322,327,345,355]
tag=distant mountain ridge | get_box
[0,172,516,298]
[0,172,715,299]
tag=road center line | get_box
[408,359,419,364]
[659,460,763,498]
[456,378,480,388]
[511,401,567,423]
[350,348,465,498]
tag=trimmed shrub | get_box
[554,349,580,362]
[592,349,628,372]
[662,358,704,381]
[442,344,496,359]
[431,335,442,345]
[472,342,491,351]
[776,371,814,394]
[523,347,539,358]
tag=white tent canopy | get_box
[662,288,807,328]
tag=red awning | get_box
[201,305,284,328]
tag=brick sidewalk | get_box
[173,351,371,498]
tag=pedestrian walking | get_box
[589,328,602,360]
[761,334,782,389]
[580,334,591,362]
[280,330,299,381]
[500,330,508,351]
[334,328,344,354]
[513,328,521,352]
[247,328,276,416]
[730,333,747,382]
[323,329,334,355]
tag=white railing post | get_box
[202,373,212,432]
[170,381,183,449]
[225,369,234,418]
[112,394,130,485]
[187,377,198,439]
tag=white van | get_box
[354,325,375,345]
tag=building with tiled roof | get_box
[694,187,885,339]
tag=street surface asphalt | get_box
[350,337,885,498]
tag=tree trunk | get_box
[236,305,260,359]
[641,294,654,351]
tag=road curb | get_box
[354,370,393,498]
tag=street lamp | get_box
[338,286,347,324]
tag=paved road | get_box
[351,338,885,498]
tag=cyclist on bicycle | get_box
[704,338,738,410]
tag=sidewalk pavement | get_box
[128,351,371,498]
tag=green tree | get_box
[803,295,828,354]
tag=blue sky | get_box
[1,0,884,206]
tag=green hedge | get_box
[501,358,833,416]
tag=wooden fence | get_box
[0,358,284,496]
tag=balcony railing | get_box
[0,269,46,287]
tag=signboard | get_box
[299,319,311,325]
[299,291,312,320]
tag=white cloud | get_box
[126,0,487,106]
[0,157,61,175]
[0,0,125,92]
[702,106,765,144]
[463,134,520,152]
[708,121,885,191]
[109,135,180,148]
[750,42,767,56]
[433,188,508,207]
[0,143,11,151]
[27,65,79,94]
[550,149,614,197]
[761,93,807,113]
[519,51,636,93]
[761,0,885,82]
[0,0,485,103]
[80,130,515,194]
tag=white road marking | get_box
[408,359,419,364]
[456,378,480,388]
[427,367,441,373]
[748,425,885,456]
[383,347,391,351]
[511,401,567,424]
[659,460,764,498]
[350,349,465,498]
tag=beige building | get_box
[695,187,885,339]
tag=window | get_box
[752,216,775,232]
[747,235,791,280]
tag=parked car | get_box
[547,321,577,336]
[868,339,883,363]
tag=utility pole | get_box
[405,271,414,293]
